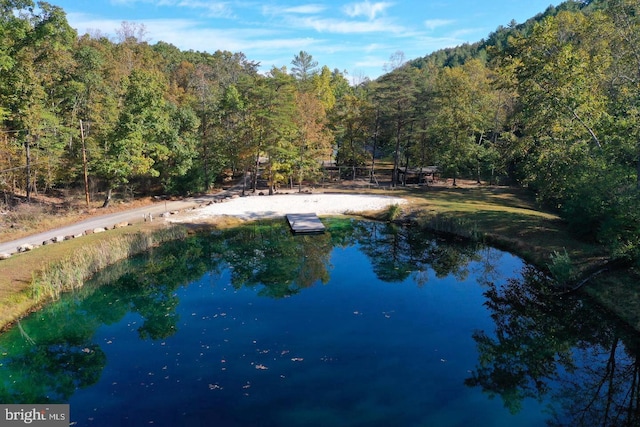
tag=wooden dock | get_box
[286,213,326,234]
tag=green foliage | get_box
[385,203,402,221]
[546,248,575,284]
[290,50,318,83]
[598,189,640,261]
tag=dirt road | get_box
[0,194,221,256]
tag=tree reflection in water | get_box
[353,220,481,284]
[467,265,640,426]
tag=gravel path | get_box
[0,195,217,256]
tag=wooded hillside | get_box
[2,0,640,260]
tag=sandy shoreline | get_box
[169,193,407,222]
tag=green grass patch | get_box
[393,186,605,272]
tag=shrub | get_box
[546,248,574,285]
[386,203,402,221]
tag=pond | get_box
[1,219,639,426]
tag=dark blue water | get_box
[1,220,639,426]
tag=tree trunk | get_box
[298,151,303,192]
[80,120,90,207]
[102,187,112,208]
[637,140,640,190]
[253,150,260,192]
[242,166,248,196]
[267,158,274,195]
[370,108,380,184]
[24,137,31,203]
[403,121,414,187]
[403,147,410,187]
[392,117,402,187]
[201,110,210,192]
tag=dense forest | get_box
[2,0,640,260]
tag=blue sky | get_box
[50,0,559,80]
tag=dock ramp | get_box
[286,213,325,234]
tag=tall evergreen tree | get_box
[291,51,318,84]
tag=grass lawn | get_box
[339,184,606,272]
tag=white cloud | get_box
[283,4,327,14]
[354,56,387,68]
[65,13,120,38]
[424,19,454,31]
[449,27,486,40]
[343,1,393,21]
[109,0,233,18]
[293,16,404,34]
[146,20,319,53]
[262,3,326,17]
[364,43,388,53]
[399,34,470,59]
[261,2,402,35]
[66,13,318,54]
[176,1,233,18]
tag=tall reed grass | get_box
[30,226,188,301]
[385,203,402,221]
